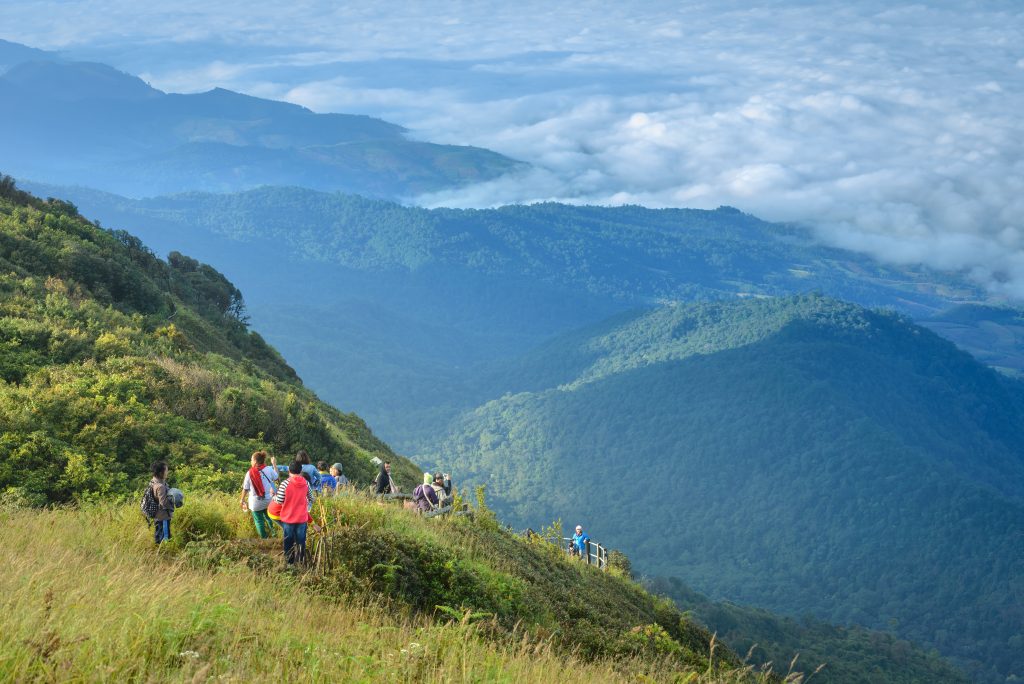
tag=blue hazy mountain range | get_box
[0,40,521,199]
[21,182,1024,447]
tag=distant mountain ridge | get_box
[0,38,57,70]
[0,41,522,198]
[22,181,1022,450]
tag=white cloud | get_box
[2,1,1024,297]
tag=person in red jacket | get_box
[273,461,314,564]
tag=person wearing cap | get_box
[330,462,349,491]
[430,472,451,508]
[572,525,591,564]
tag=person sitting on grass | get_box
[240,450,278,538]
[274,461,315,564]
[150,461,175,545]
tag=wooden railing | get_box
[380,492,473,519]
[558,536,609,571]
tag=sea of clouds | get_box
[3,0,1023,296]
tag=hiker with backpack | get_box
[240,450,279,538]
[412,472,439,513]
[273,461,316,564]
[144,461,175,544]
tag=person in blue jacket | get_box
[572,524,591,564]
[295,450,322,492]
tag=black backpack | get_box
[140,484,158,520]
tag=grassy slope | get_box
[0,178,419,503]
[0,493,771,683]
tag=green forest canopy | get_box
[422,295,1024,683]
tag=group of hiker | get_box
[144,450,459,565]
[146,452,598,568]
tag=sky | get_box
[2,0,1024,297]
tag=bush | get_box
[614,623,684,659]
[170,496,240,545]
[174,464,241,495]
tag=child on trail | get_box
[149,461,175,544]
[274,461,315,564]
[240,450,279,538]
[318,461,336,493]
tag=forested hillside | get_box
[648,577,967,684]
[0,43,520,198]
[0,176,419,503]
[420,295,1024,683]
[23,182,1014,454]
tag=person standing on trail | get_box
[374,461,398,495]
[240,450,278,538]
[275,461,314,564]
[430,473,451,508]
[295,450,322,493]
[330,463,349,491]
[572,525,591,564]
[318,461,336,493]
[150,461,175,544]
[412,472,439,513]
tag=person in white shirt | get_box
[240,450,279,538]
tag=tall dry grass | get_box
[0,500,775,682]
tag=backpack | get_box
[140,484,158,520]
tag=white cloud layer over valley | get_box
[3,1,1023,296]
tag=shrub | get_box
[170,496,239,545]
[614,623,684,659]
